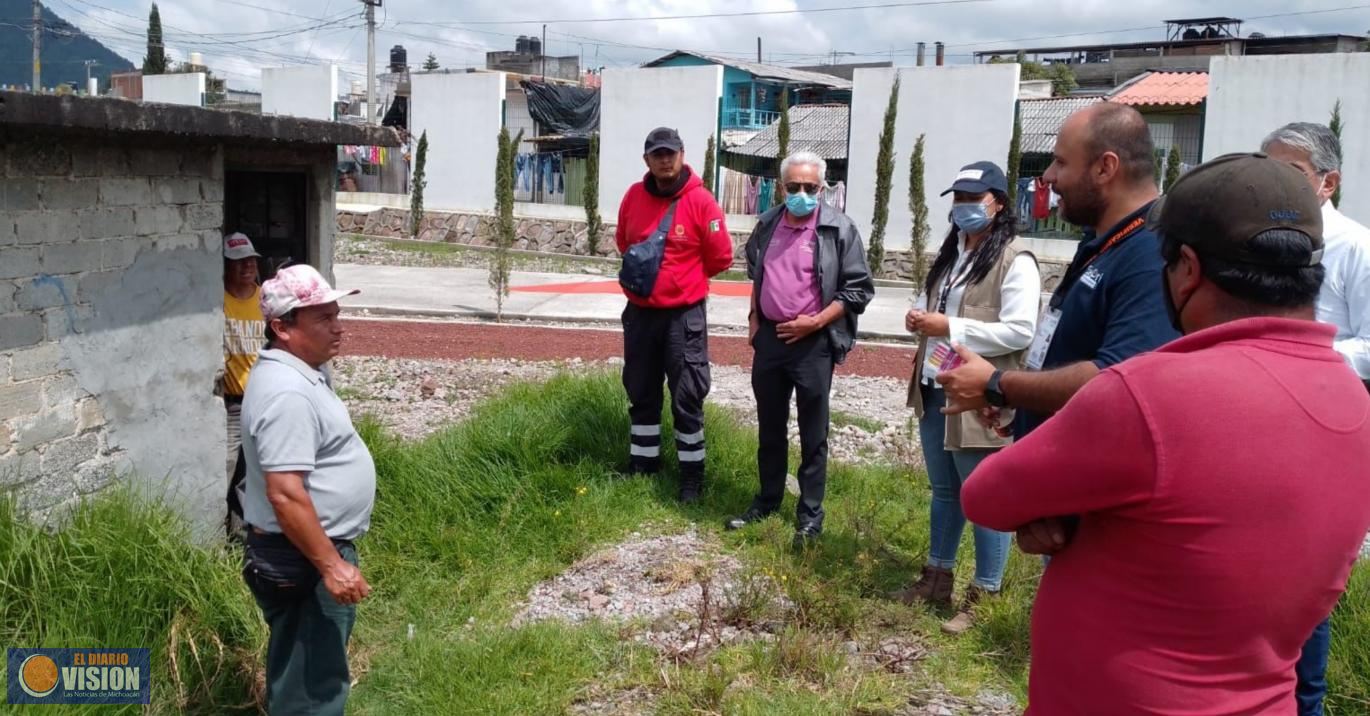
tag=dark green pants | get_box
[249,544,358,716]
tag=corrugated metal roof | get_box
[1107,71,1209,107]
[1019,96,1101,154]
[730,104,850,160]
[642,51,852,89]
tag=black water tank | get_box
[516,35,530,54]
[389,45,407,73]
[529,36,542,56]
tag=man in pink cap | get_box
[238,264,373,716]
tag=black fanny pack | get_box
[242,529,352,600]
[618,199,679,298]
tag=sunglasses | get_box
[784,182,820,195]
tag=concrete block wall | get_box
[1,135,225,530]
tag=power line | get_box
[428,0,994,26]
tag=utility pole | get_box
[540,24,546,81]
[32,0,41,92]
[364,0,378,125]
[757,37,762,63]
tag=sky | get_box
[45,0,1370,90]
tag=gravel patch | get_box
[512,527,793,658]
[333,355,922,468]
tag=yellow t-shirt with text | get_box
[224,288,265,397]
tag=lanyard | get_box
[934,245,979,314]
[1049,215,1146,310]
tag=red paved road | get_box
[341,318,917,380]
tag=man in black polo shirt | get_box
[939,103,1178,439]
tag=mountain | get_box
[0,0,135,90]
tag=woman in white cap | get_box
[893,161,1041,634]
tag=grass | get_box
[830,409,887,434]
[4,370,1369,713]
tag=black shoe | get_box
[725,506,775,531]
[792,522,823,549]
[678,470,703,504]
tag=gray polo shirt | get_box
[240,348,376,541]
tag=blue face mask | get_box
[785,191,818,217]
[951,202,993,234]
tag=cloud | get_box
[55,0,1370,89]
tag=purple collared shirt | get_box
[760,209,822,322]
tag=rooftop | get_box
[730,104,849,160]
[643,51,852,89]
[1107,70,1208,107]
[0,90,402,146]
[1019,96,1102,154]
[973,32,1366,58]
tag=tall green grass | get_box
[0,491,264,714]
[2,370,1368,713]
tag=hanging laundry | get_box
[745,176,760,214]
[1032,176,1051,220]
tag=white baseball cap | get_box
[223,232,261,260]
[260,264,360,320]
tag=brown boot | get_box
[941,585,989,635]
[890,565,954,606]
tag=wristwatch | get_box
[985,370,1008,408]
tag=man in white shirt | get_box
[1262,121,1370,716]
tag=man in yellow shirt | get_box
[223,232,265,541]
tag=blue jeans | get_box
[1295,616,1330,716]
[918,385,1011,591]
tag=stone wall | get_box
[1,134,225,528]
[338,207,753,263]
[340,206,1071,289]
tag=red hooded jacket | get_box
[615,166,733,308]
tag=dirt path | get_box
[341,318,918,380]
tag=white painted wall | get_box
[847,64,1020,250]
[142,72,205,106]
[1204,53,1370,227]
[261,65,340,120]
[598,66,723,219]
[410,71,506,213]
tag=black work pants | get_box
[750,320,835,524]
[621,301,711,473]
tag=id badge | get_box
[1025,308,1061,371]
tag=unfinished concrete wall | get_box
[142,72,206,107]
[599,66,723,220]
[261,65,340,121]
[409,71,506,213]
[1204,54,1370,227]
[1,134,224,532]
[847,64,1020,251]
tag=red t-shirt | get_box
[963,317,1370,715]
[615,167,732,309]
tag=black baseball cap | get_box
[1147,152,1324,267]
[940,161,1009,196]
[644,127,683,154]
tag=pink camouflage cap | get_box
[260,264,360,320]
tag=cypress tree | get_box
[584,132,603,254]
[409,131,429,238]
[491,128,522,320]
[1164,145,1182,193]
[143,3,168,75]
[869,77,899,277]
[1330,99,1343,208]
[703,133,716,195]
[773,88,790,207]
[1006,103,1022,212]
[909,133,930,286]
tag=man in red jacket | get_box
[961,153,1370,714]
[615,127,733,502]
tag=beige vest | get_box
[907,239,1038,450]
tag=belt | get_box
[247,525,355,549]
[224,395,244,405]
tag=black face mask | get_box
[1160,260,1191,335]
